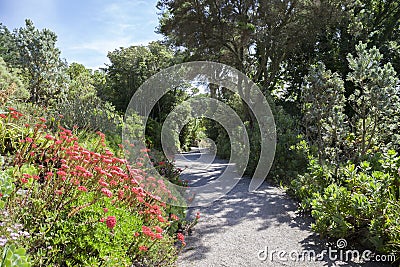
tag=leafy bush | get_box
[55,95,122,135]
[0,57,29,106]
[298,151,400,258]
[1,245,32,267]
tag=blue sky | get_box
[0,0,162,69]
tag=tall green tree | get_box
[102,41,176,113]
[157,0,344,92]
[308,0,400,88]
[347,42,399,157]
[301,62,348,168]
[0,23,19,67]
[67,63,97,99]
[15,19,68,105]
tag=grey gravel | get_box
[174,149,392,267]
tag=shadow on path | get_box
[175,149,391,267]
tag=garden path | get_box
[174,148,386,267]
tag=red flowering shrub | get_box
[0,107,188,266]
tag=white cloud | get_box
[65,0,161,68]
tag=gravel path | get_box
[174,149,389,267]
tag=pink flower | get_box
[154,226,163,233]
[101,188,113,198]
[103,208,108,213]
[78,186,87,192]
[26,137,33,143]
[55,140,63,145]
[105,216,116,229]
[177,233,185,242]
[21,178,28,184]
[177,233,186,246]
[142,226,155,238]
[75,166,87,172]
[57,170,67,177]
[44,134,54,140]
[139,245,148,251]
[155,233,163,239]
[99,179,109,187]
[157,215,165,223]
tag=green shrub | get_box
[300,151,400,258]
[1,245,32,267]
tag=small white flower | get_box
[0,237,7,246]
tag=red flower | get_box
[21,178,28,184]
[154,226,163,233]
[177,233,185,242]
[57,170,67,177]
[78,186,87,192]
[157,215,165,223]
[177,233,186,245]
[105,216,116,229]
[142,226,155,238]
[0,114,6,119]
[196,212,201,220]
[45,134,54,140]
[139,245,148,251]
[55,189,63,195]
[39,117,47,122]
[155,233,163,239]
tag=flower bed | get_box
[0,107,191,266]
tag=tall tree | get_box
[346,42,399,157]
[103,41,176,113]
[157,0,343,92]
[15,19,68,105]
[0,23,19,67]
